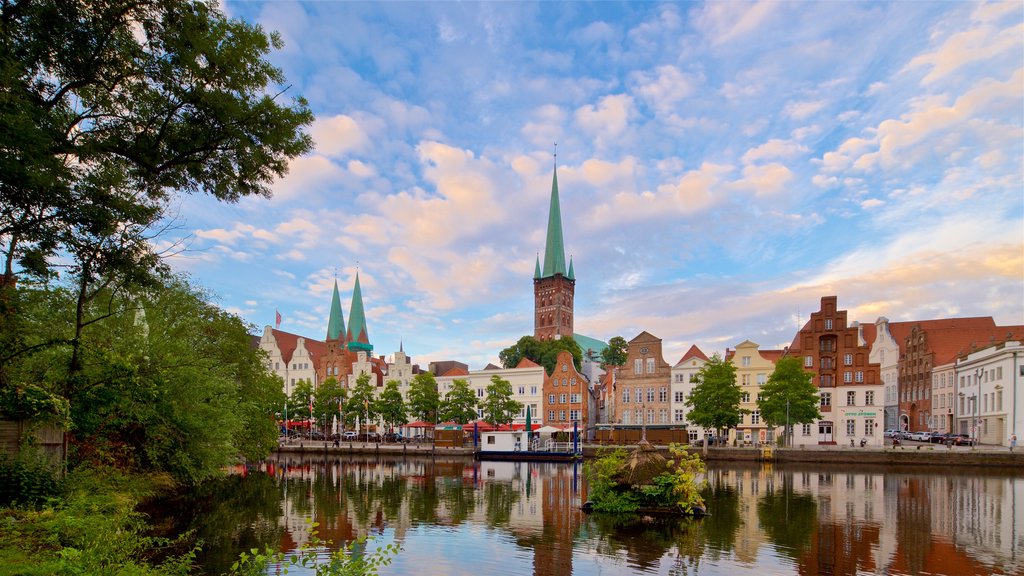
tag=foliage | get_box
[439,378,479,424]
[584,444,706,515]
[498,335,582,374]
[375,380,407,431]
[600,336,628,368]
[479,376,522,427]
[685,354,746,441]
[345,373,377,430]
[0,384,69,423]
[757,484,818,558]
[287,380,315,422]
[0,453,60,507]
[314,377,347,432]
[757,357,822,442]
[406,372,439,423]
[229,521,400,576]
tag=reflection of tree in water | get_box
[895,476,931,575]
[437,476,475,524]
[484,481,519,527]
[407,471,440,524]
[699,476,741,558]
[757,478,817,559]
[589,514,699,573]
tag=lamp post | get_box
[974,368,983,444]
[786,398,791,448]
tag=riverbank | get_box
[274,440,1024,468]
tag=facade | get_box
[533,165,575,341]
[954,340,1023,446]
[612,332,672,426]
[726,340,784,445]
[931,361,957,434]
[868,317,902,431]
[785,296,881,445]
[542,350,592,433]
[259,328,324,395]
[670,345,709,442]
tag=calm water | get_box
[167,455,1024,576]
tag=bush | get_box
[0,455,60,507]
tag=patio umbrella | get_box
[332,415,338,436]
[525,405,532,445]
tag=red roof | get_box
[676,344,709,364]
[270,328,301,364]
[441,366,470,377]
[758,349,785,362]
[516,357,541,368]
[405,421,435,428]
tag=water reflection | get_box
[176,457,1022,575]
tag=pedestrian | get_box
[1010,434,1017,452]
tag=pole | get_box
[786,398,790,448]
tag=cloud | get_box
[694,1,779,45]
[905,7,1023,85]
[587,162,733,228]
[860,198,885,209]
[574,94,633,144]
[630,65,698,113]
[734,163,794,197]
[309,114,370,158]
[784,100,826,121]
[270,154,346,202]
[742,139,809,164]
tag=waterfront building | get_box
[542,350,594,435]
[670,345,709,442]
[785,296,881,446]
[259,328,324,395]
[613,331,672,426]
[533,164,575,342]
[725,340,784,445]
[954,339,1023,446]
[868,316,904,431]
[931,360,957,434]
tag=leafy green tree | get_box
[757,356,822,445]
[346,373,377,431]
[0,0,313,396]
[315,377,347,434]
[480,375,522,427]
[376,380,408,433]
[498,335,582,374]
[287,380,315,422]
[600,336,628,368]
[439,378,479,424]
[407,372,440,423]
[685,354,745,448]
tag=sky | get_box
[166,1,1024,370]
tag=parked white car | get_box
[910,431,931,442]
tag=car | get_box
[357,432,381,442]
[342,431,357,440]
[910,431,931,442]
[382,432,404,443]
[929,432,949,443]
[884,429,900,439]
[951,434,977,446]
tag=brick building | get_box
[613,332,672,426]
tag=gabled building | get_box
[259,327,324,395]
[670,345,709,439]
[785,296,881,445]
[613,332,672,426]
[726,340,784,445]
[542,350,593,433]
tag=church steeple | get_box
[567,256,575,281]
[541,165,567,278]
[534,254,542,279]
[326,280,346,341]
[346,271,372,352]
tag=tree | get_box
[315,377,347,435]
[376,380,408,432]
[480,375,522,427]
[440,378,479,424]
[346,373,377,432]
[287,380,315,422]
[498,335,582,374]
[0,0,312,388]
[600,336,628,368]
[685,354,746,447]
[757,356,822,445]
[407,372,440,423]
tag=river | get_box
[163,454,1023,575]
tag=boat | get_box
[474,430,581,462]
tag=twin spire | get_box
[535,163,574,281]
[326,272,372,352]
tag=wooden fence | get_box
[0,420,66,473]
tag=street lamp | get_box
[786,398,791,448]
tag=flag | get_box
[275,309,282,329]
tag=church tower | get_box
[346,271,372,353]
[534,164,575,340]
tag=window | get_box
[674,391,685,402]
[805,356,813,368]
[855,371,864,383]
[751,411,760,424]
[825,319,833,330]
[561,363,567,372]
[518,386,525,395]
[647,388,655,403]
[635,389,642,403]
[549,394,555,404]
[659,387,667,402]
[741,392,750,403]
[844,353,853,366]
[559,393,566,404]
[659,409,667,423]
[634,359,642,374]
[757,373,767,386]
[559,410,566,420]
[742,356,751,367]
[623,411,631,424]
[820,392,832,407]
[821,375,833,387]
[622,390,629,404]
[647,409,654,423]
[844,371,852,383]
[847,391,856,406]
[675,374,685,383]
[742,374,750,386]
[846,419,856,436]
[570,393,580,403]
[569,410,579,421]
[477,388,484,397]
[674,409,685,422]
[646,358,655,374]
[531,386,537,395]
[821,357,833,369]
[739,414,745,425]
[802,423,812,436]
[865,391,874,405]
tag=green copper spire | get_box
[326,280,346,341]
[534,254,542,279]
[567,256,575,281]
[346,271,372,352]
[541,165,567,278]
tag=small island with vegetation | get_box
[583,441,708,517]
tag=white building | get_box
[670,345,709,443]
[259,326,323,396]
[954,340,1023,446]
[869,317,901,431]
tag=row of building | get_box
[257,163,1023,447]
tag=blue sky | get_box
[166,1,1024,369]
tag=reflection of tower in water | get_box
[533,462,585,576]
